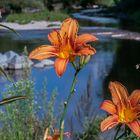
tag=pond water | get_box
[0,13,140,133]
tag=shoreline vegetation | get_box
[5,9,69,24]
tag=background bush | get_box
[0,79,59,140]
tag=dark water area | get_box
[0,29,51,53]
[103,39,140,99]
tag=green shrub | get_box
[0,0,44,10]
[6,9,69,24]
[0,79,59,140]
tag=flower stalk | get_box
[29,18,97,140]
[60,65,82,140]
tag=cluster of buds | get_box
[80,55,91,66]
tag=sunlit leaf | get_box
[0,96,28,106]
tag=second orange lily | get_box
[29,18,97,77]
[100,81,140,137]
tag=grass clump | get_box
[6,9,69,24]
[0,79,59,140]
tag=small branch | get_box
[72,62,77,71]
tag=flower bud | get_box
[80,56,85,65]
[84,55,91,64]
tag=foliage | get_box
[76,118,100,140]
[0,0,44,11]
[97,0,115,6]
[43,0,54,11]
[113,0,140,30]
[80,0,95,8]
[115,0,139,12]
[0,79,59,140]
[6,9,69,24]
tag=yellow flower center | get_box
[118,108,137,123]
[58,41,75,61]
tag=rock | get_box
[8,56,22,69]
[8,55,33,70]
[22,8,41,13]
[33,59,54,68]
[0,51,34,70]
[5,51,19,60]
[0,53,8,68]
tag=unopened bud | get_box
[80,56,85,65]
[84,55,91,64]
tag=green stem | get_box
[72,62,77,71]
[60,68,81,140]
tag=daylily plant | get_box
[100,81,140,136]
[29,18,97,77]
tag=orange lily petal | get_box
[109,81,129,107]
[127,120,140,137]
[132,106,140,117]
[129,90,140,107]
[60,18,78,42]
[54,58,69,77]
[46,136,53,140]
[29,45,57,60]
[48,30,61,46]
[53,134,60,140]
[76,44,96,56]
[100,100,117,115]
[76,34,97,46]
[100,115,119,132]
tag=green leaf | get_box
[0,96,28,106]
[0,23,21,37]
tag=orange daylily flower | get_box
[44,128,70,140]
[29,18,97,77]
[100,81,140,136]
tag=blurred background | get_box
[0,0,140,30]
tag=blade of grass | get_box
[0,96,28,106]
[0,66,11,81]
[0,23,21,37]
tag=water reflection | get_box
[0,30,51,53]
[104,39,140,99]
